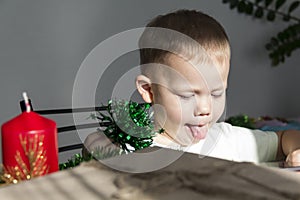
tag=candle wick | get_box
[22,92,31,112]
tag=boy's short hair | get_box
[139,9,230,75]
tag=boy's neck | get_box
[153,133,184,148]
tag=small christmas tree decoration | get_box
[91,100,162,153]
[60,100,163,170]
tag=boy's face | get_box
[137,54,229,146]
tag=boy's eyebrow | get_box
[211,86,226,92]
[170,83,227,93]
[172,86,226,93]
[170,86,195,93]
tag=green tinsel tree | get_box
[59,100,163,170]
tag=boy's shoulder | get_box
[210,122,233,134]
[211,122,276,139]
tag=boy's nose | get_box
[194,95,211,116]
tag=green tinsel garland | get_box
[59,146,122,170]
[59,154,89,170]
[59,99,163,170]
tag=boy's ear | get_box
[136,75,153,103]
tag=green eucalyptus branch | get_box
[222,0,300,66]
[223,0,300,22]
[266,23,300,65]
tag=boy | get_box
[84,9,300,165]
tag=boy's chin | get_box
[192,138,203,144]
[177,137,203,146]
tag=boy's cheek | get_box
[211,97,226,122]
[158,107,184,134]
[165,107,183,125]
[153,104,167,126]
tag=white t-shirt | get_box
[153,122,278,163]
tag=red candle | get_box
[1,93,58,181]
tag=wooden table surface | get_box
[1,147,300,200]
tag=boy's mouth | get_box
[187,124,208,140]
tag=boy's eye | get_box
[178,94,194,99]
[211,92,223,98]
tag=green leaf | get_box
[230,0,239,9]
[265,43,273,50]
[271,55,280,66]
[277,32,287,42]
[245,2,254,14]
[267,10,276,21]
[275,0,286,10]
[288,1,300,13]
[271,37,279,46]
[295,24,300,33]
[284,43,293,56]
[238,0,247,12]
[276,48,285,64]
[286,26,297,38]
[283,31,290,40]
[280,55,285,62]
[265,0,274,7]
[269,52,275,58]
[223,0,231,3]
[254,7,264,18]
[278,46,285,55]
[255,0,263,4]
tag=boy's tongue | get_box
[189,125,208,140]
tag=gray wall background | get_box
[0,0,299,163]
